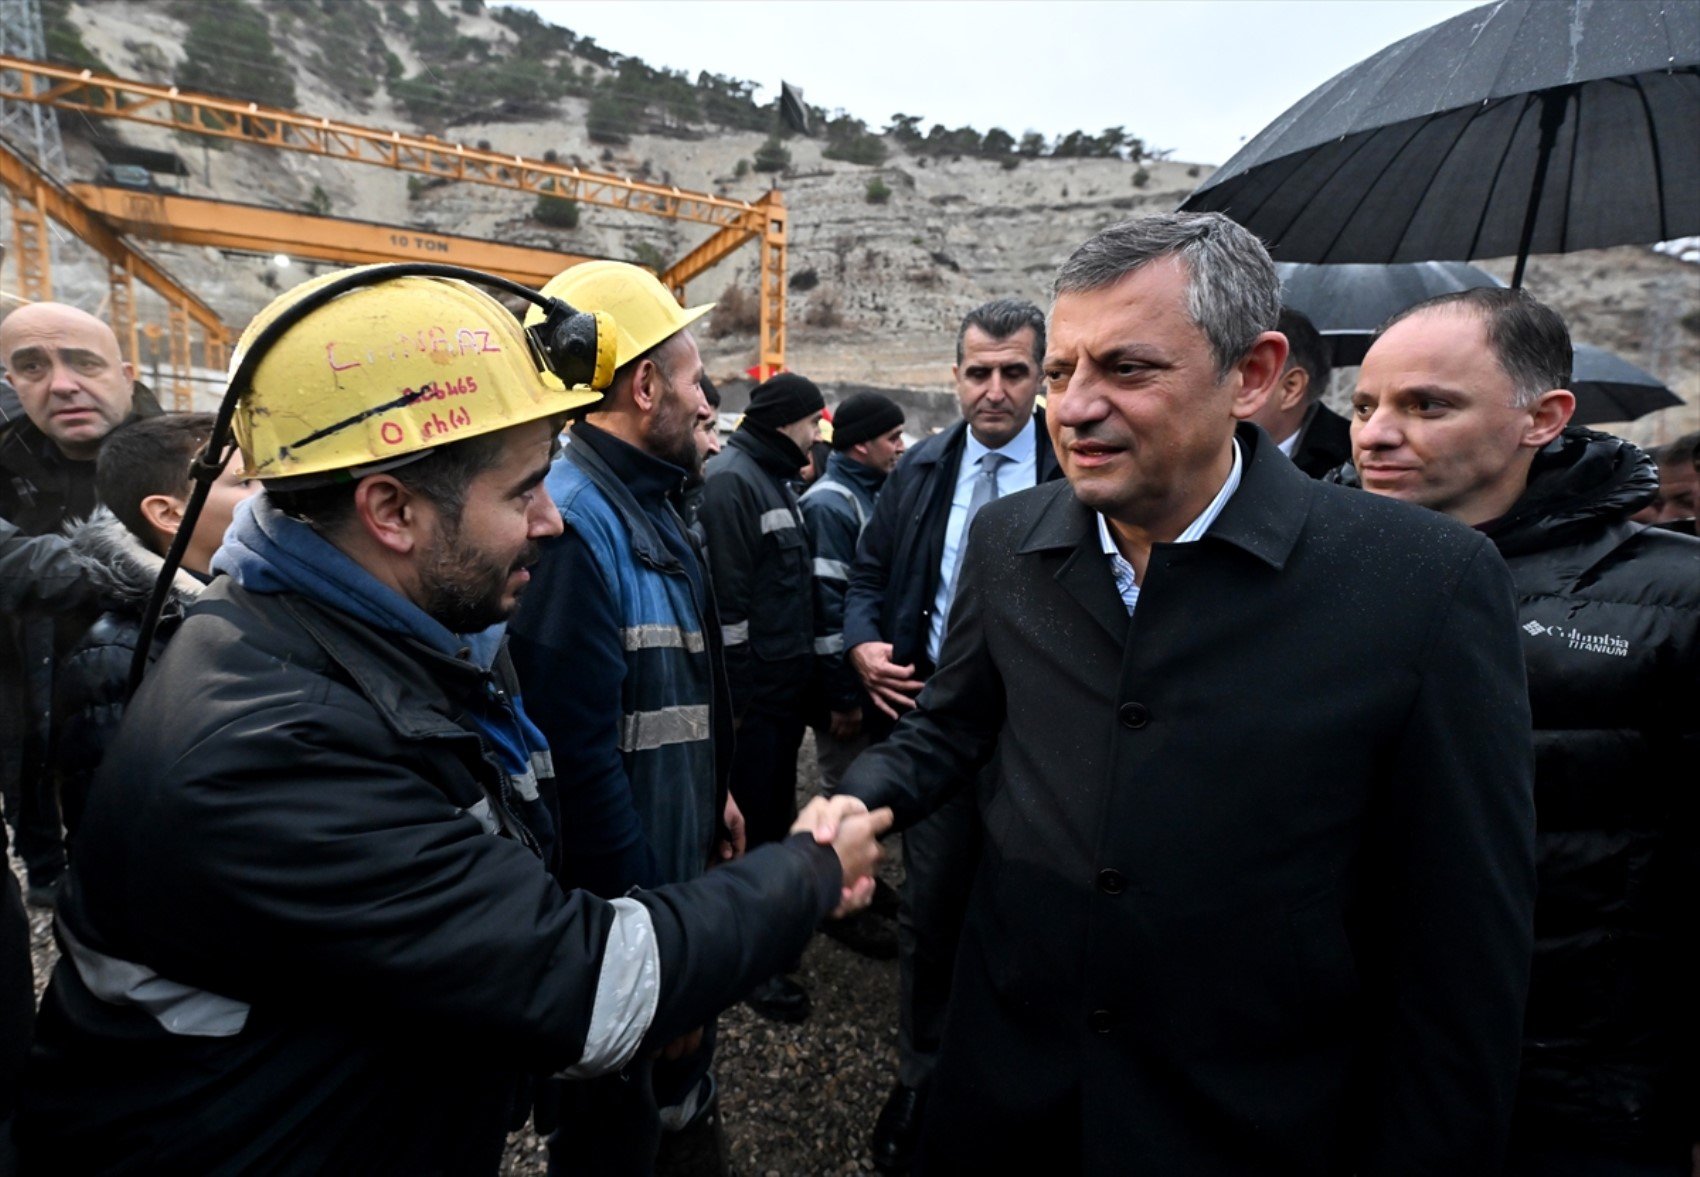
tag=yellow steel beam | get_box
[0,56,759,231]
[757,191,787,378]
[661,219,761,293]
[7,193,50,300]
[70,184,597,288]
[0,135,229,362]
[0,141,225,334]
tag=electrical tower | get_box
[1,0,68,298]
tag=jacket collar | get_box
[1018,423,1305,568]
[566,423,686,573]
[1015,424,1309,641]
[913,413,1063,480]
[823,449,886,498]
[729,420,807,478]
[66,507,204,616]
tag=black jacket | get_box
[840,424,1537,1174]
[698,424,813,714]
[1486,429,1699,1159]
[842,416,1061,668]
[1289,402,1353,479]
[19,577,842,1175]
[48,509,202,841]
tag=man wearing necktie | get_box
[841,299,1062,1172]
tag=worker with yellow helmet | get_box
[509,259,748,1170]
[17,264,889,1174]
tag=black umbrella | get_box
[1184,0,1700,286]
[1568,343,1683,425]
[1276,261,1683,424]
[1277,261,1501,364]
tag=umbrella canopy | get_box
[1568,343,1683,425]
[1275,261,1683,424]
[1277,261,1502,363]
[1183,0,1700,285]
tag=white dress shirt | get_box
[929,418,1039,661]
[1098,438,1243,615]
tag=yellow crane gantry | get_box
[0,133,228,409]
[0,54,789,375]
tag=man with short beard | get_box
[508,262,746,1174]
[18,266,889,1174]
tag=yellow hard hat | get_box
[526,260,713,392]
[230,266,604,484]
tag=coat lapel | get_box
[1018,482,1130,645]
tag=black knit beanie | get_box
[743,373,825,427]
[831,392,905,450]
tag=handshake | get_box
[790,795,893,918]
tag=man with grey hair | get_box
[837,213,1537,1173]
[1349,286,1700,1176]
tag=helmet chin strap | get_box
[128,262,603,696]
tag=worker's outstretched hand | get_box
[793,796,893,918]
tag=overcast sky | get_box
[503,0,1484,166]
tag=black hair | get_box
[96,413,213,551]
[956,298,1046,369]
[700,373,720,409]
[266,426,513,535]
[1276,306,1331,401]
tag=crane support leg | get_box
[757,194,787,379]
[8,187,49,300]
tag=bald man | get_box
[0,302,152,910]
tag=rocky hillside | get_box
[18,0,1699,444]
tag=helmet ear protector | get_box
[130,262,615,693]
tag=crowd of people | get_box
[0,211,1695,1177]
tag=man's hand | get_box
[793,796,893,917]
[715,793,747,862]
[828,707,863,741]
[848,642,925,720]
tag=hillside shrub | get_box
[708,285,760,337]
[865,177,891,204]
[175,0,296,109]
[753,137,790,173]
[533,195,580,228]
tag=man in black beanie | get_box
[799,392,906,787]
[698,373,826,1022]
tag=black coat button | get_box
[1097,869,1126,895]
[1089,1009,1114,1034]
[1117,702,1150,729]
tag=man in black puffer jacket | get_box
[1347,286,1700,1176]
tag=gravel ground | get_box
[19,732,910,1176]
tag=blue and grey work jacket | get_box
[509,431,731,895]
[799,451,885,712]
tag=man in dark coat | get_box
[1348,286,1700,1177]
[1246,305,1351,477]
[0,302,152,907]
[697,372,826,1021]
[840,299,1063,1171]
[836,213,1537,1175]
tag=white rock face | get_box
[7,1,1695,442]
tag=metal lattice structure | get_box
[0,53,790,375]
[0,0,67,295]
